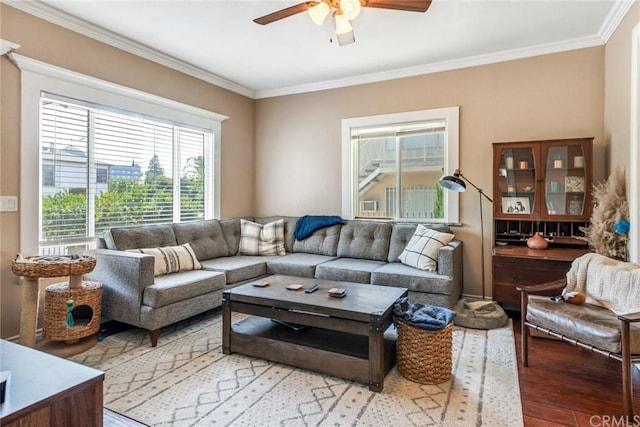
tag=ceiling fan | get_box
[254,0,432,46]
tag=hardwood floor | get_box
[103,311,639,426]
[511,310,640,426]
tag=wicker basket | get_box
[11,255,96,279]
[396,320,453,384]
[43,281,102,342]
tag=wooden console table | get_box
[0,339,104,426]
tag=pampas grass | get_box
[579,167,629,259]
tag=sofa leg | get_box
[149,329,160,347]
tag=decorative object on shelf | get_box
[564,176,585,192]
[526,232,548,250]
[549,181,560,192]
[568,195,582,215]
[505,156,514,170]
[501,196,530,214]
[519,159,528,169]
[573,155,584,168]
[579,167,629,260]
[439,169,508,329]
[553,156,563,168]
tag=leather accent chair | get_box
[518,253,640,418]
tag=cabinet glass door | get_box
[543,144,586,217]
[496,146,535,216]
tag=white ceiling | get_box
[6,0,633,98]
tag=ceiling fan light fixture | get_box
[308,1,330,26]
[340,0,362,20]
[334,13,353,35]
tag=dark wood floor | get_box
[104,311,639,426]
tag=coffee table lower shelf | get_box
[225,316,397,391]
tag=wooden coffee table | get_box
[222,275,408,392]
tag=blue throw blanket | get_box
[393,297,456,331]
[294,215,344,240]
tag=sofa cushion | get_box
[104,223,177,250]
[266,253,337,278]
[292,224,342,256]
[526,295,640,354]
[371,262,456,296]
[398,225,455,271]
[143,269,226,308]
[219,217,248,255]
[255,216,298,253]
[200,255,277,284]
[238,219,286,256]
[337,220,392,261]
[173,220,229,260]
[315,258,386,284]
[388,223,452,263]
[128,243,201,276]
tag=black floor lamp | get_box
[439,169,507,329]
[439,169,493,299]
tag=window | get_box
[14,54,226,256]
[39,96,213,254]
[342,107,460,223]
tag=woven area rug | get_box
[72,311,523,426]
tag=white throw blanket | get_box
[564,252,640,315]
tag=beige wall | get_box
[604,2,639,262]
[256,48,606,298]
[0,4,256,338]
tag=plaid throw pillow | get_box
[398,225,455,271]
[238,219,286,256]
[128,243,202,276]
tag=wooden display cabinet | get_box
[491,137,594,306]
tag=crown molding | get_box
[4,0,631,101]
[598,0,635,43]
[254,34,605,99]
[2,0,256,99]
[1,39,20,55]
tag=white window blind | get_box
[40,95,212,254]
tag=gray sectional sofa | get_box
[87,216,463,346]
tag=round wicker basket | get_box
[11,255,96,279]
[43,281,102,342]
[396,320,453,384]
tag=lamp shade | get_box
[340,0,362,20]
[308,1,330,25]
[439,172,466,192]
[334,13,353,34]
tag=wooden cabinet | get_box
[491,138,594,306]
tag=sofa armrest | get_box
[437,240,462,277]
[86,249,155,325]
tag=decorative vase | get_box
[505,157,514,169]
[554,159,563,168]
[527,232,548,250]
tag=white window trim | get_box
[10,53,227,254]
[341,107,460,223]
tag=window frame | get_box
[341,107,460,223]
[11,53,227,254]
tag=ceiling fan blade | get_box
[253,2,318,25]
[363,0,431,13]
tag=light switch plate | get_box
[0,196,18,212]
